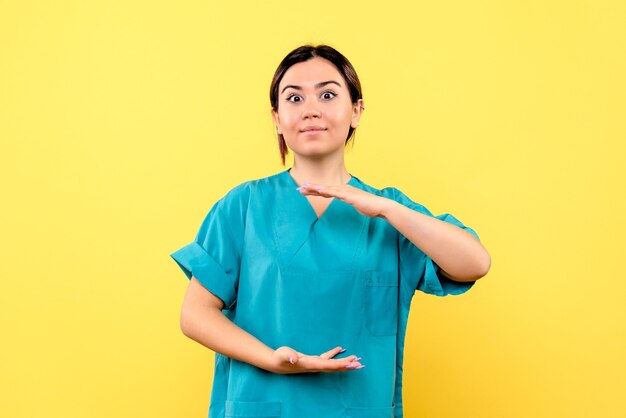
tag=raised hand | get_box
[271,345,364,374]
[296,183,392,218]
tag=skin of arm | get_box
[297,183,491,282]
[180,276,363,374]
[379,199,490,281]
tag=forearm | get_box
[380,200,491,281]
[181,304,275,371]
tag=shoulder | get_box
[351,176,432,215]
[349,175,391,196]
[214,171,286,214]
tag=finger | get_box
[320,353,357,363]
[298,189,328,198]
[319,346,345,360]
[297,183,337,194]
[322,357,364,372]
[343,362,365,370]
[296,184,329,196]
[300,186,347,200]
[300,355,363,373]
[316,185,352,199]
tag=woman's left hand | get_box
[299,181,491,282]
[297,183,392,218]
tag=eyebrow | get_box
[280,80,342,94]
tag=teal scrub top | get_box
[170,169,480,418]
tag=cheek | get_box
[330,108,354,126]
[278,111,298,129]
[335,101,355,118]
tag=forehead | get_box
[279,57,344,90]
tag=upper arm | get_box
[184,276,225,309]
[180,276,225,333]
[170,191,247,311]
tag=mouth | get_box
[300,126,326,132]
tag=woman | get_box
[171,44,491,418]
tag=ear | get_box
[350,99,364,129]
[271,109,282,135]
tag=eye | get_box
[321,90,336,100]
[286,94,302,103]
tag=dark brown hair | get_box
[270,44,363,165]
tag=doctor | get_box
[172,44,490,418]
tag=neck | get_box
[289,153,351,186]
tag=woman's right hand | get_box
[270,346,364,374]
[182,278,364,375]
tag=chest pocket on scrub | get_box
[364,271,398,337]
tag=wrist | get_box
[248,345,279,373]
[378,198,399,220]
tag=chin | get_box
[293,145,343,158]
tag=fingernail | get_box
[345,364,356,369]
[356,365,365,370]
[339,348,346,353]
[302,182,310,186]
[296,187,303,191]
[289,357,294,364]
[352,357,362,361]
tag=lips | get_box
[300,125,326,132]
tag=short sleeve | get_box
[390,188,480,297]
[170,199,242,309]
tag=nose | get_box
[302,106,321,120]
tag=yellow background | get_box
[1,1,624,417]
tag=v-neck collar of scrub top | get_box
[274,169,367,269]
[284,168,359,221]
